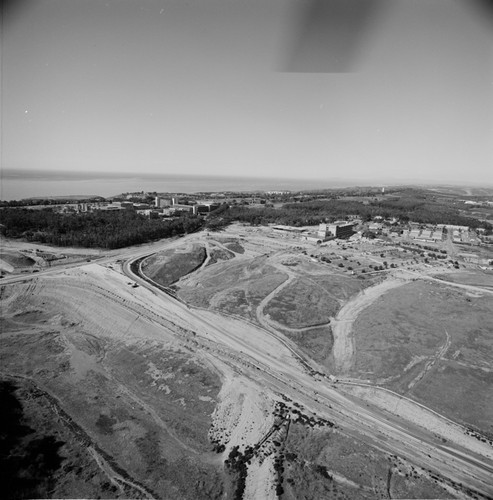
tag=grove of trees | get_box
[0,209,203,249]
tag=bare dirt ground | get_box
[2,226,493,499]
[1,265,225,499]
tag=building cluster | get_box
[50,196,220,219]
[462,200,493,207]
[404,227,444,243]
[154,197,220,216]
[448,227,481,245]
[270,217,489,249]
[273,222,357,244]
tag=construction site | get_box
[1,223,493,499]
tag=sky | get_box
[1,0,493,186]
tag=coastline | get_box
[1,172,355,200]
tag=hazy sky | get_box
[2,0,492,185]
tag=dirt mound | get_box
[0,250,36,269]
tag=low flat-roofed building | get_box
[170,204,194,213]
[272,225,306,233]
[103,204,125,211]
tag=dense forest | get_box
[209,194,492,231]
[0,209,203,249]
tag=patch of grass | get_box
[411,362,493,433]
[0,379,121,499]
[435,270,493,289]
[178,256,288,318]
[142,245,206,286]
[107,347,221,449]
[207,246,235,266]
[284,424,381,500]
[352,281,493,378]
[265,278,339,328]
[265,273,375,330]
[96,414,117,435]
[224,241,244,254]
[282,326,333,366]
[351,280,493,433]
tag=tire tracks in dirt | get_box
[407,329,451,390]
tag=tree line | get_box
[207,196,491,230]
[0,209,203,249]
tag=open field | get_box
[350,280,493,434]
[410,361,493,437]
[178,254,288,321]
[263,277,339,328]
[278,325,334,367]
[435,270,493,289]
[264,274,375,330]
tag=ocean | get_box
[1,170,360,201]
